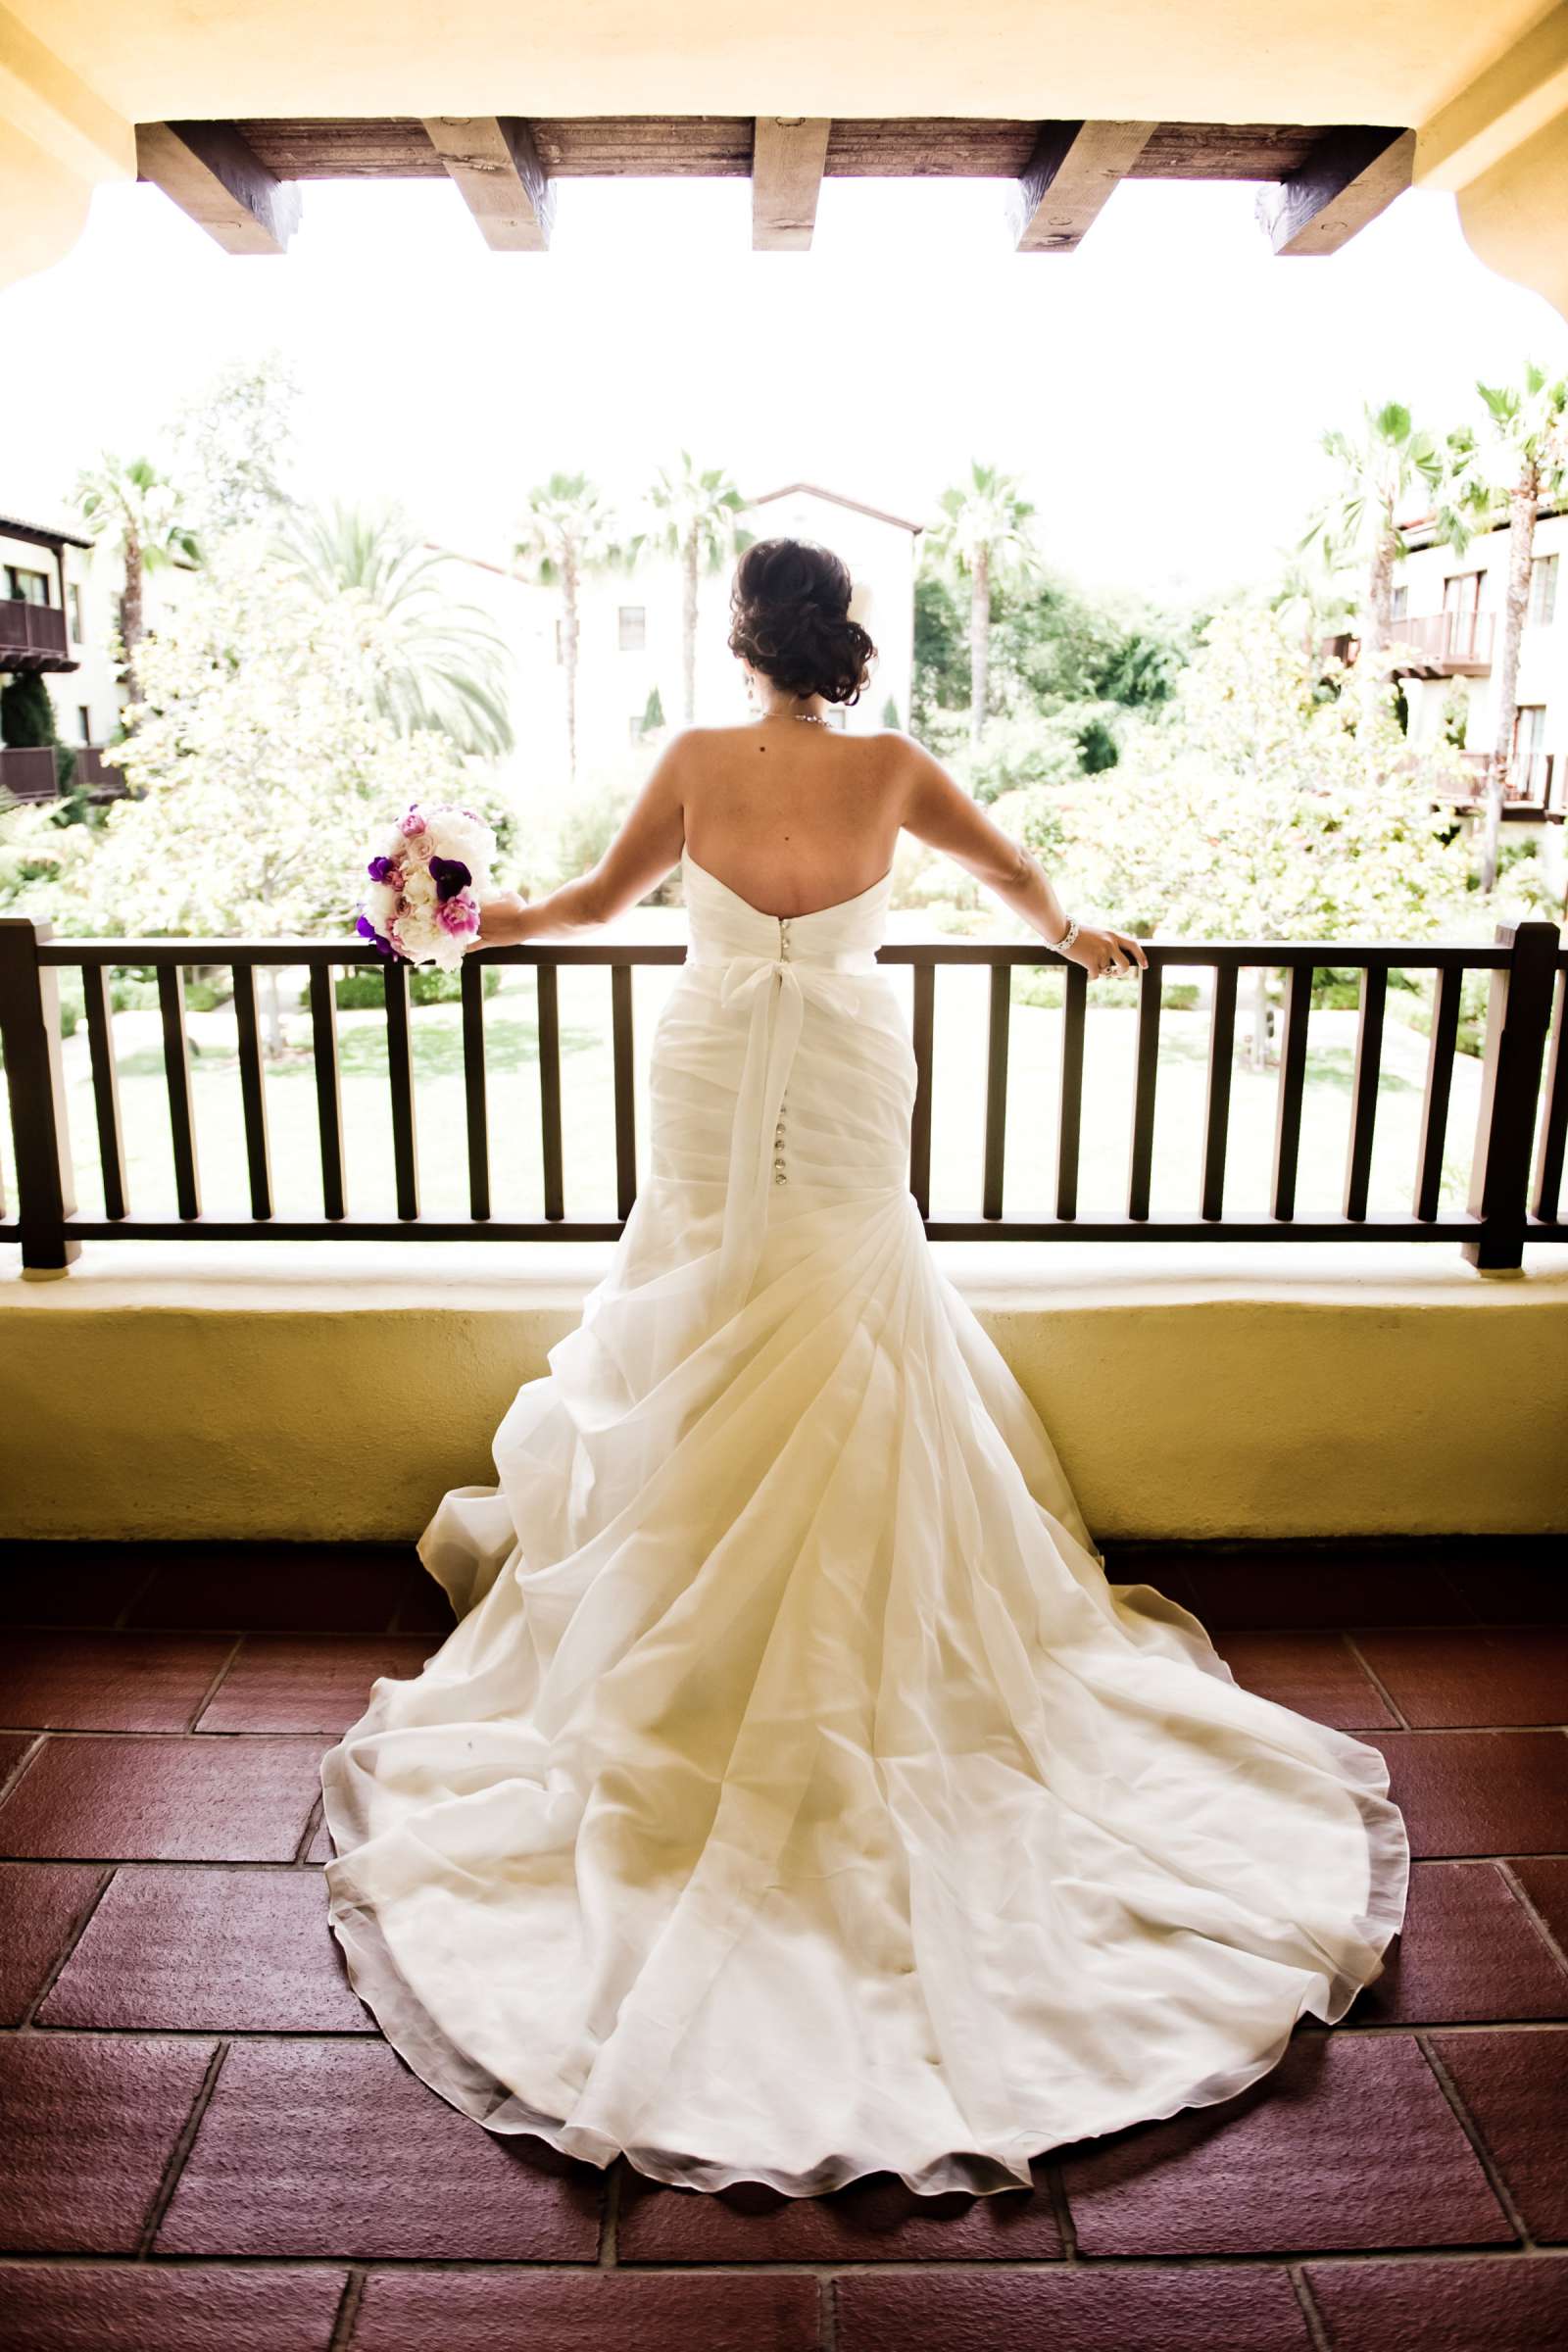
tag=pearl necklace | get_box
[757,709,831,729]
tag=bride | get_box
[320,535,1409,2200]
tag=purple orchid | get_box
[366,855,398,884]
[356,912,397,958]
[428,855,472,904]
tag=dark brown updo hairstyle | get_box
[727,537,877,707]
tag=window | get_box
[1513,704,1547,799]
[1390,583,1408,621]
[5,564,51,606]
[1530,553,1558,626]
[618,606,646,653]
[77,706,92,744]
[1442,570,1483,619]
[1442,569,1485,662]
[67,583,83,640]
[627,712,646,745]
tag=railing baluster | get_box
[157,963,200,1220]
[1200,961,1237,1220]
[1413,963,1461,1222]
[537,961,564,1221]
[383,959,418,1220]
[612,961,636,1220]
[310,963,346,1220]
[982,962,1010,1220]
[1464,919,1559,1271]
[1272,962,1311,1219]
[1343,963,1386,1221]
[1127,962,1162,1220]
[1533,964,1566,1225]
[1056,960,1086,1219]
[0,915,79,1271]
[230,963,272,1221]
[81,962,127,1222]
[908,961,934,1216]
[462,957,490,1221]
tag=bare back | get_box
[678,723,906,919]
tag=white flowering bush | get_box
[75,553,482,944]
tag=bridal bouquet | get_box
[355,802,497,972]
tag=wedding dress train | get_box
[319,845,1410,2199]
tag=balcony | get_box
[0,599,74,673]
[1387,612,1494,678]
[1323,615,1496,680]
[0,746,122,805]
[1434,752,1564,823]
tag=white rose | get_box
[363,881,397,927]
[403,866,437,909]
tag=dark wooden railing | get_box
[0,746,119,804]
[1,917,1564,1276]
[0,599,70,669]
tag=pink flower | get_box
[436,894,480,937]
[399,808,427,839]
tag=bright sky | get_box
[3,169,1565,608]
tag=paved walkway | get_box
[0,1536,1564,2350]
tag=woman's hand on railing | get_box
[1061,922,1149,982]
[476,891,531,947]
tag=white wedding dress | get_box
[319,844,1410,2199]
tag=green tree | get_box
[641,683,666,735]
[271,500,514,759]
[925,462,1041,751]
[1071,604,1479,1058]
[641,453,749,722]
[172,354,299,542]
[1464,364,1568,889]
[513,472,624,785]
[73,452,201,702]
[75,551,482,1051]
[1298,402,1450,722]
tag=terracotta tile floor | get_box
[0,1535,1564,2352]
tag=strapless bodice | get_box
[681,847,891,971]
[662,846,909,1323]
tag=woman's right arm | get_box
[896,738,1147,977]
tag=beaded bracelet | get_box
[1051,917,1081,956]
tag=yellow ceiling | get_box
[3,0,1555,125]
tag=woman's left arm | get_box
[477,735,691,945]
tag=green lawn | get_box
[3,922,1484,1233]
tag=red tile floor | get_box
[0,1536,1565,2351]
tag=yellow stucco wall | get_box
[6,1244,1566,1544]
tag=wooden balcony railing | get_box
[1387,612,1495,675]
[0,918,1564,1277]
[1456,750,1561,814]
[0,600,72,670]
[0,746,120,804]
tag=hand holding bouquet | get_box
[355,803,498,972]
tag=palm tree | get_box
[1466,365,1568,889]
[639,454,749,722]
[1298,404,1446,711]
[73,453,201,703]
[513,473,624,783]
[925,463,1040,750]
[271,501,514,758]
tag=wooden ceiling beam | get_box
[1255,125,1415,255]
[1009,121,1157,252]
[753,117,831,251]
[134,122,300,254]
[421,117,556,250]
